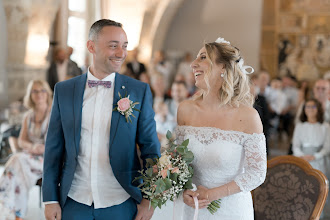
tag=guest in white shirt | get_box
[165,81,189,122]
[256,70,272,100]
[43,19,160,220]
[292,98,330,177]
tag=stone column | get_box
[3,0,59,103]
[0,0,8,109]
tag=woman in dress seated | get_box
[177,37,267,219]
[292,98,330,176]
[0,80,52,220]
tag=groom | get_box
[43,19,160,220]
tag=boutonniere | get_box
[113,92,140,123]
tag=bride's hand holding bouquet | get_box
[134,130,222,215]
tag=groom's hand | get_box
[135,198,154,220]
[45,203,62,220]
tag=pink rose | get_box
[171,167,180,174]
[161,168,168,179]
[117,98,131,112]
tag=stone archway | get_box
[138,0,185,64]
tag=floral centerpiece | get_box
[134,131,221,214]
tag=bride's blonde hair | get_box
[195,41,254,107]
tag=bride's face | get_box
[190,47,225,91]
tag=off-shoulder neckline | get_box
[176,125,264,137]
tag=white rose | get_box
[159,155,171,166]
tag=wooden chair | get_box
[36,178,42,207]
[252,155,329,220]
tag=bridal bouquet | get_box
[134,131,194,209]
[134,131,221,214]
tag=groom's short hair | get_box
[89,19,122,41]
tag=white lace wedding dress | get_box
[176,125,267,220]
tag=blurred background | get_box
[0,0,329,219]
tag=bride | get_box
[176,37,267,219]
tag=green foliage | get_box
[133,129,223,213]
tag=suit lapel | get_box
[109,73,127,149]
[73,74,87,154]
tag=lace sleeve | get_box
[234,133,267,192]
[175,126,185,145]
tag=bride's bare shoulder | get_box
[236,105,263,134]
[177,100,198,125]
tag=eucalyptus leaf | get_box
[163,178,173,190]
[155,179,166,194]
[176,147,185,154]
[170,173,178,183]
[166,130,172,140]
[151,200,158,209]
[146,168,153,177]
[184,179,193,189]
[181,139,189,147]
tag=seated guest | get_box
[150,73,171,107]
[126,47,147,80]
[154,102,176,150]
[292,98,330,217]
[165,81,189,122]
[295,79,330,124]
[0,80,52,220]
[292,98,330,174]
[47,47,82,91]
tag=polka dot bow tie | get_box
[87,80,112,88]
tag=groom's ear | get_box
[87,40,95,54]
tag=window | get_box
[67,0,87,68]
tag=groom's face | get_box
[90,26,128,74]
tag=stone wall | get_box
[0,0,8,109]
[3,0,59,105]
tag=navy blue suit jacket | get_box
[42,73,160,207]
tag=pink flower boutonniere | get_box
[113,92,140,123]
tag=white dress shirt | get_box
[67,69,130,208]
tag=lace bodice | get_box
[175,125,267,192]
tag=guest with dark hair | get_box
[292,98,329,172]
[293,98,330,218]
[126,47,147,80]
[250,75,270,155]
[47,47,82,91]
